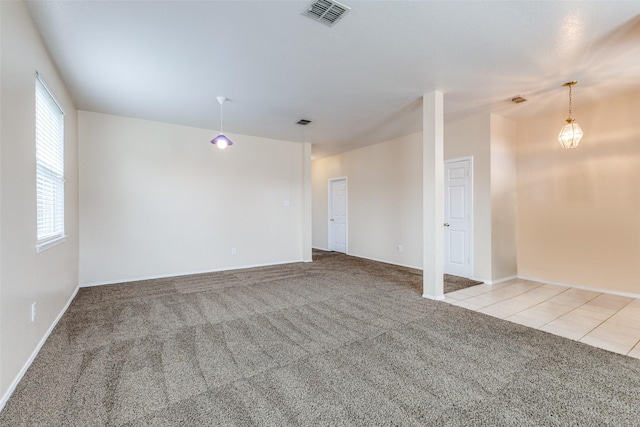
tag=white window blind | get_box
[36,73,65,250]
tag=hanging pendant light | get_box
[557,81,583,149]
[211,96,233,149]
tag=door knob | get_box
[444,223,450,227]
[330,218,335,221]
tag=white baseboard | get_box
[481,275,518,285]
[347,252,422,271]
[0,285,79,413]
[517,275,640,300]
[79,259,305,288]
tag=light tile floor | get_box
[444,278,640,359]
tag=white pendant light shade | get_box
[558,81,582,149]
[211,134,232,149]
[558,119,583,149]
[211,96,233,149]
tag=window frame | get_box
[35,72,66,252]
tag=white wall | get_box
[79,111,309,285]
[444,113,518,283]
[311,117,516,280]
[490,114,518,280]
[312,132,423,269]
[444,114,492,281]
[1,1,79,404]
[517,88,640,295]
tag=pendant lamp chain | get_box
[568,83,573,120]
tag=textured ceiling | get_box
[25,1,640,158]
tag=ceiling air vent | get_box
[303,0,351,27]
[297,119,312,125]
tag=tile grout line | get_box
[625,338,640,356]
[574,298,640,351]
[471,282,547,311]
[628,339,640,356]
[507,288,640,356]
[539,291,605,337]
[607,299,640,355]
[456,282,559,319]
[445,280,526,300]
[506,287,574,325]
[445,281,640,358]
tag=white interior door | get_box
[444,159,471,277]
[329,178,347,253]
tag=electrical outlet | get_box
[31,302,37,322]
[231,247,237,256]
[397,245,403,253]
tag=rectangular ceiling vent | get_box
[510,95,527,104]
[296,119,312,125]
[303,0,351,27]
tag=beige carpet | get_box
[1,251,639,425]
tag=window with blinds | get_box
[35,73,65,251]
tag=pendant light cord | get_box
[220,103,224,134]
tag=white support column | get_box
[302,142,313,262]
[422,91,445,300]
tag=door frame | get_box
[328,177,348,253]
[444,156,474,279]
